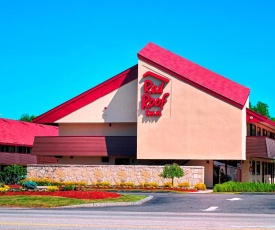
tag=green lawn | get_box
[0,194,147,208]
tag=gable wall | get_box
[56,79,138,123]
[137,60,247,160]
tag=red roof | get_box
[138,42,250,108]
[33,65,138,123]
[246,108,275,128]
[0,118,58,146]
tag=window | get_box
[250,124,256,136]
[252,161,255,175]
[257,127,261,136]
[256,161,261,175]
[115,158,130,165]
[102,157,109,163]
[263,129,267,137]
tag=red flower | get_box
[0,190,120,199]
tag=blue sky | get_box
[1,0,275,120]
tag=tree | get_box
[250,101,275,121]
[19,114,36,122]
[250,101,270,117]
[160,163,184,187]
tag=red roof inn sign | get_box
[141,71,170,117]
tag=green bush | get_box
[22,181,37,190]
[63,184,76,191]
[0,165,26,184]
[213,181,275,192]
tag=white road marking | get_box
[227,198,242,201]
[202,206,219,211]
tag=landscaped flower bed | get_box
[0,190,121,200]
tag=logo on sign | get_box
[141,71,170,117]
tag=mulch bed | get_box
[0,190,121,200]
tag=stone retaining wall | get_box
[27,165,204,187]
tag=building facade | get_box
[0,118,58,169]
[32,43,275,187]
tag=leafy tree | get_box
[160,163,184,187]
[19,114,36,122]
[0,165,27,184]
[250,101,270,117]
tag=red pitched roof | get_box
[0,118,58,146]
[138,42,250,108]
[33,65,138,123]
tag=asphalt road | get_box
[66,192,275,214]
[1,193,275,229]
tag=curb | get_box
[57,195,154,208]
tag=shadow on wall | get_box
[105,136,137,157]
[102,66,138,123]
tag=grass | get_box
[0,194,147,208]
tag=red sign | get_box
[141,72,170,117]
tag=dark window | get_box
[250,124,256,136]
[26,148,31,154]
[256,161,261,175]
[263,129,267,137]
[257,127,261,136]
[102,157,109,163]
[115,158,130,165]
[252,161,255,175]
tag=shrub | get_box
[0,183,10,193]
[22,181,37,190]
[20,178,87,188]
[213,181,275,193]
[178,182,190,188]
[95,181,110,187]
[160,163,184,186]
[20,178,60,186]
[194,183,206,190]
[120,182,135,187]
[0,165,26,184]
[47,186,59,192]
[162,182,173,188]
[75,181,87,187]
[144,182,158,188]
[63,184,76,191]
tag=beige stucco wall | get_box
[56,79,138,123]
[241,160,250,182]
[27,164,204,187]
[137,60,246,160]
[59,123,136,136]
